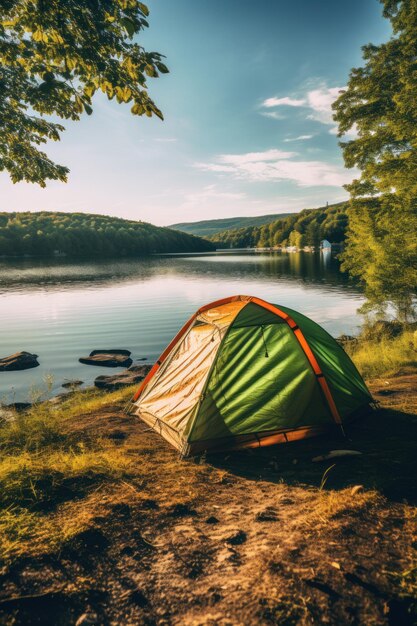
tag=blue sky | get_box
[0,0,391,225]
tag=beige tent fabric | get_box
[134,300,247,438]
[196,300,248,329]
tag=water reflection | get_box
[0,251,354,293]
[0,252,363,402]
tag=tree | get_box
[305,221,321,249]
[258,225,271,248]
[0,0,168,186]
[288,230,304,249]
[333,0,417,318]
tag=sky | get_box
[0,0,391,226]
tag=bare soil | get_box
[1,370,416,626]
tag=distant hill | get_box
[169,213,295,237]
[0,212,215,258]
[210,202,348,249]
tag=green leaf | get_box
[121,17,136,37]
[138,2,150,17]
[145,64,156,77]
[131,102,144,115]
[156,62,169,74]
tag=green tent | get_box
[132,295,373,456]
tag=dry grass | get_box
[0,385,134,452]
[0,386,137,562]
[299,487,382,535]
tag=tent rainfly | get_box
[131,295,373,456]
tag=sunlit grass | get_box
[0,447,134,506]
[347,329,417,379]
[0,385,135,452]
[0,385,137,561]
[305,487,381,528]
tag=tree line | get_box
[0,212,214,257]
[211,203,348,249]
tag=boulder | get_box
[336,334,357,348]
[90,349,131,357]
[79,349,132,368]
[48,391,77,405]
[0,351,39,371]
[94,364,152,391]
[62,379,84,389]
[6,402,32,412]
[128,365,153,374]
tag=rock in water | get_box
[0,351,39,371]
[79,349,132,368]
[90,349,131,357]
[62,379,83,388]
[94,364,152,391]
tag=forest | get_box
[210,202,348,249]
[0,212,214,257]
[170,212,296,237]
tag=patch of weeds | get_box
[299,488,381,529]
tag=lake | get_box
[0,251,365,403]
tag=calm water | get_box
[0,251,364,402]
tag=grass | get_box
[0,385,134,452]
[305,487,381,528]
[346,328,417,379]
[0,386,136,562]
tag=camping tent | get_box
[131,295,373,456]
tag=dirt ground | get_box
[0,370,416,626]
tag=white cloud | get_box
[260,111,286,120]
[194,149,354,188]
[154,137,177,143]
[261,84,347,130]
[305,86,343,124]
[218,149,296,164]
[193,163,236,174]
[284,134,314,142]
[262,96,306,108]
